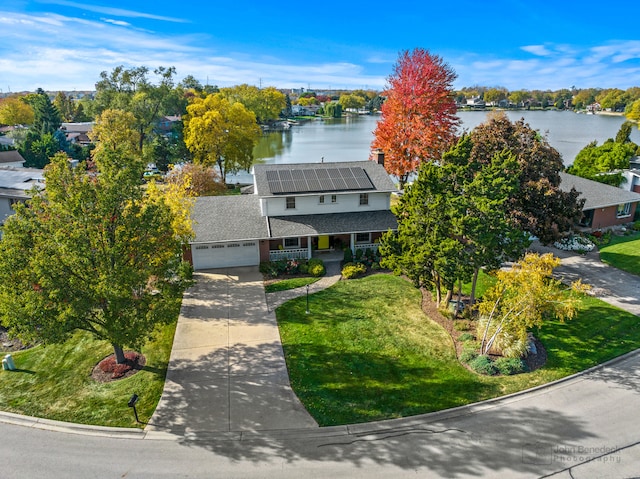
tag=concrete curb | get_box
[0,410,146,439]
[4,347,638,442]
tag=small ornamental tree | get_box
[372,48,459,189]
[476,253,588,358]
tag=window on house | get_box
[356,233,371,243]
[617,203,632,218]
[286,197,296,209]
[284,237,299,248]
[359,193,369,206]
[319,195,325,204]
[331,195,337,203]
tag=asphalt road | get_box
[2,349,640,478]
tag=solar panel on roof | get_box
[264,166,374,194]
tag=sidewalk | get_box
[265,260,342,311]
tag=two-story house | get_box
[186,158,398,270]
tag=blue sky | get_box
[1,0,639,92]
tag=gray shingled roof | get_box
[0,167,44,198]
[268,210,397,237]
[0,151,26,165]
[191,195,268,243]
[253,161,396,196]
[559,172,640,210]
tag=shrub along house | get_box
[186,158,398,270]
[559,172,640,230]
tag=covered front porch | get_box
[262,210,397,263]
[266,233,381,262]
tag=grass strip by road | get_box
[277,274,640,426]
[0,319,177,428]
[264,276,320,293]
[599,232,640,276]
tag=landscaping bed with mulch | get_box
[91,351,147,383]
[420,288,547,373]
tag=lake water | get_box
[231,111,640,183]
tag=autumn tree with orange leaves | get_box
[372,49,459,189]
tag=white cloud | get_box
[1,10,639,93]
[36,0,188,23]
[521,45,553,57]
[102,18,131,27]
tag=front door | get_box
[318,235,329,250]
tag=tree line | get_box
[455,85,640,111]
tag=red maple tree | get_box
[372,48,459,189]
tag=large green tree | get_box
[19,88,64,168]
[442,136,529,304]
[0,95,34,126]
[568,141,635,186]
[91,66,186,155]
[183,93,261,183]
[468,113,583,244]
[0,124,185,363]
[219,84,286,124]
[379,161,468,306]
[379,136,528,307]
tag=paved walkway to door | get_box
[146,266,318,438]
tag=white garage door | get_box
[192,241,259,270]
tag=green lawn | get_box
[599,232,640,275]
[276,274,640,426]
[0,319,177,428]
[264,276,320,293]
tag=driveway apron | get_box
[146,266,318,436]
[531,241,640,316]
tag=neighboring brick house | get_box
[187,159,398,270]
[559,172,640,230]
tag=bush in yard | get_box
[341,262,366,279]
[259,261,279,277]
[299,262,309,274]
[458,332,475,342]
[307,258,326,277]
[343,248,353,263]
[469,355,497,375]
[494,357,528,375]
[285,259,300,274]
[371,262,380,270]
[459,343,479,363]
[355,249,364,261]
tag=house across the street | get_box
[186,157,398,270]
[559,172,640,230]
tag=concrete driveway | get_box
[532,241,640,316]
[146,266,317,437]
